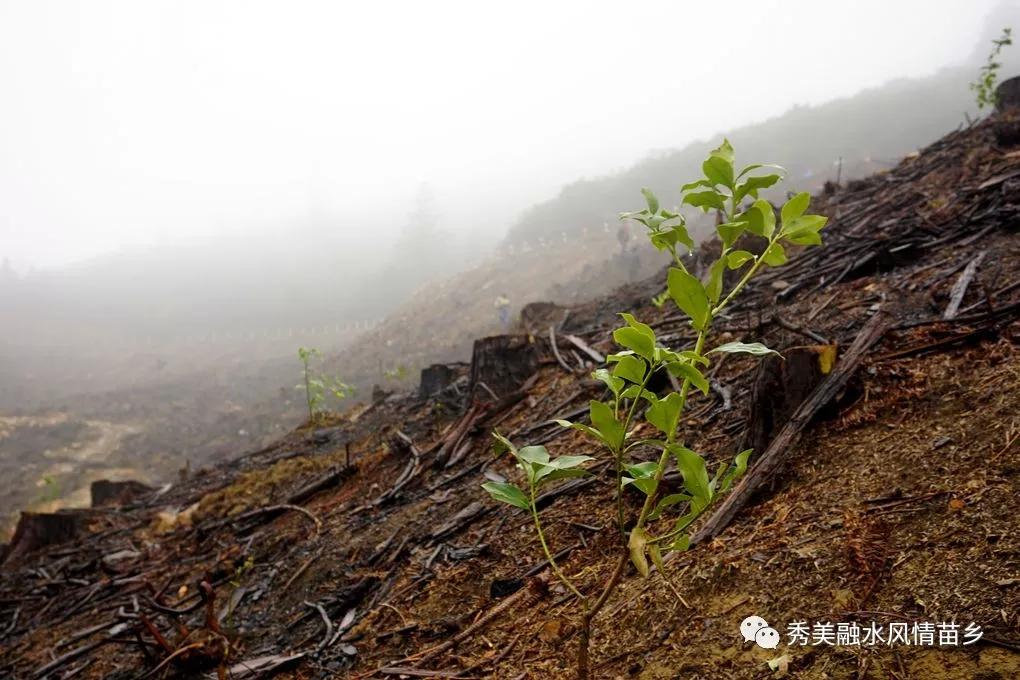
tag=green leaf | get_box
[620,384,657,402]
[711,138,734,163]
[591,368,624,397]
[613,313,657,359]
[748,199,777,238]
[736,162,784,180]
[703,154,734,189]
[649,542,666,575]
[628,527,651,578]
[648,230,677,252]
[613,327,654,359]
[481,482,530,510]
[518,446,550,465]
[680,178,714,191]
[727,250,754,269]
[612,355,646,384]
[555,419,603,441]
[669,445,712,503]
[589,400,624,451]
[641,187,659,214]
[649,493,692,521]
[646,392,684,436]
[623,461,659,495]
[669,534,691,552]
[682,190,727,212]
[784,229,823,246]
[709,341,780,357]
[549,455,594,469]
[761,242,787,266]
[620,312,656,338]
[783,214,827,234]
[733,173,781,204]
[625,461,659,478]
[719,448,752,492]
[622,476,658,495]
[534,454,594,484]
[667,361,709,395]
[716,221,746,249]
[537,467,589,484]
[782,213,827,246]
[705,257,726,304]
[678,351,710,367]
[491,431,516,456]
[667,268,710,330]
[781,191,810,224]
[673,224,696,251]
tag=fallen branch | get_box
[237,504,322,535]
[548,325,575,373]
[304,600,333,651]
[694,312,891,544]
[564,334,605,364]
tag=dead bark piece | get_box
[429,501,489,542]
[208,653,306,680]
[468,335,539,402]
[90,479,155,508]
[286,465,356,506]
[744,345,837,456]
[695,312,890,544]
[943,250,986,320]
[3,510,92,565]
[564,334,605,364]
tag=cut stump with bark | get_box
[695,313,890,544]
[90,479,155,508]
[744,345,837,456]
[468,335,539,403]
[419,363,463,399]
[2,510,92,565]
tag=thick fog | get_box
[0,0,1007,271]
[1,0,1018,401]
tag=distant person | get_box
[617,222,630,254]
[628,248,641,282]
[494,293,511,330]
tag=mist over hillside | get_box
[2,2,1018,530]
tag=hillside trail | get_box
[30,416,144,512]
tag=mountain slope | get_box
[2,115,1020,679]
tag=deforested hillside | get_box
[2,112,1019,680]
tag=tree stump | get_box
[996,75,1020,112]
[2,510,91,565]
[744,345,837,456]
[468,335,539,402]
[419,363,463,398]
[91,479,155,507]
[995,76,1020,146]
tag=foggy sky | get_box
[0,0,1007,270]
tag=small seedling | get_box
[971,27,1013,110]
[297,347,353,423]
[483,140,828,678]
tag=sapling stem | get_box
[530,484,585,602]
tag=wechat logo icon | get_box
[741,615,781,650]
